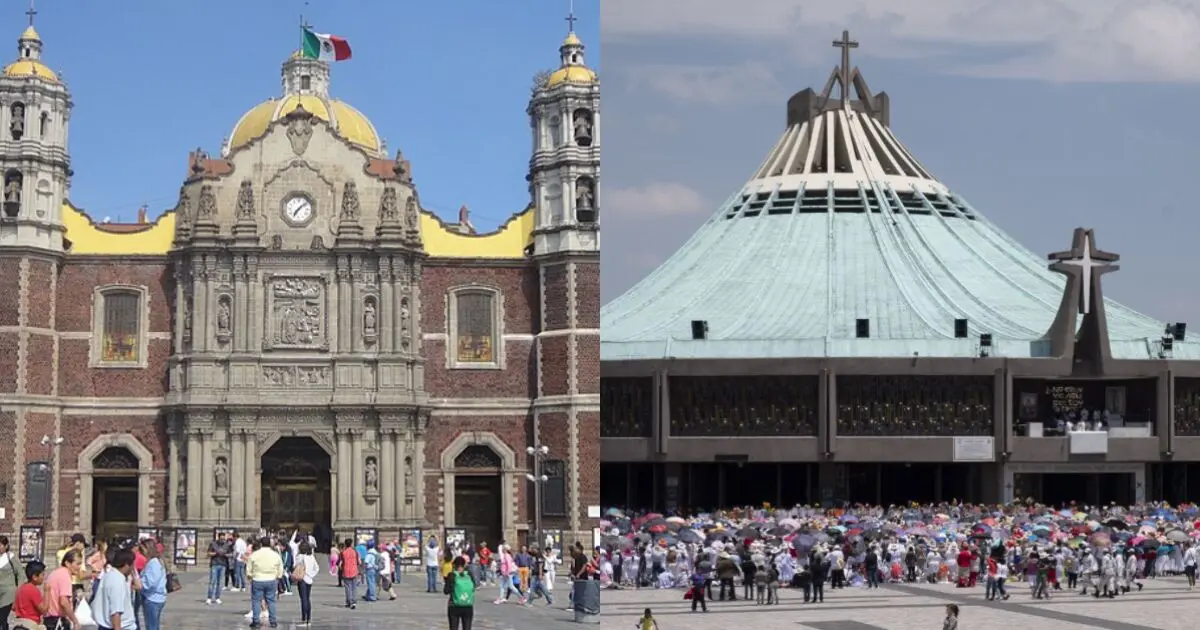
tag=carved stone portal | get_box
[269,277,326,348]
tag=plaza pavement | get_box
[157,568,578,629]
[601,576,1199,630]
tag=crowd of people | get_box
[0,528,603,630]
[598,501,1200,613]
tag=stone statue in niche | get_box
[181,296,193,342]
[10,103,24,140]
[403,197,419,231]
[364,456,379,492]
[341,181,360,222]
[270,235,283,250]
[573,109,593,145]
[576,178,594,209]
[378,186,398,222]
[216,297,232,337]
[197,185,217,218]
[235,179,255,220]
[213,456,228,493]
[404,456,413,486]
[399,297,411,350]
[362,299,377,336]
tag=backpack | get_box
[450,571,475,607]
[365,550,378,572]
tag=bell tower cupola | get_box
[527,7,599,256]
[0,0,72,253]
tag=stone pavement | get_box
[601,576,1199,630]
[158,568,578,629]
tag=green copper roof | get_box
[601,181,1191,362]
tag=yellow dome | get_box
[19,26,39,41]
[562,32,582,47]
[228,93,382,154]
[3,59,57,82]
[546,66,597,87]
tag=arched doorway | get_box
[92,447,140,543]
[260,437,332,547]
[452,445,503,547]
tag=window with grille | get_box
[454,291,497,365]
[541,459,567,517]
[101,291,141,362]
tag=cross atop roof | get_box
[1049,228,1120,315]
[565,0,578,33]
[832,30,858,107]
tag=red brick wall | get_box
[26,334,54,395]
[534,411,571,528]
[0,256,20,326]
[539,337,569,396]
[55,259,172,333]
[0,410,16,531]
[576,335,599,395]
[25,259,56,330]
[542,264,569,330]
[576,411,600,526]
[58,338,171,398]
[575,261,599,329]
[0,332,16,393]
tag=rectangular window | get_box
[25,461,50,519]
[455,292,495,364]
[541,459,567,517]
[101,291,141,362]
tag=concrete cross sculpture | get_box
[1048,228,1119,315]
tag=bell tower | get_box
[0,6,71,252]
[528,10,601,546]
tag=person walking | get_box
[292,541,319,626]
[363,542,380,602]
[247,537,284,629]
[43,551,81,630]
[91,548,136,630]
[0,535,23,630]
[339,539,360,609]
[526,548,554,607]
[138,540,168,630]
[444,556,476,630]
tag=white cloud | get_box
[601,0,1200,82]
[624,62,782,105]
[606,183,711,216]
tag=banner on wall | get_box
[18,525,43,562]
[444,528,466,552]
[400,529,421,566]
[174,528,198,566]
[354,528,378,548]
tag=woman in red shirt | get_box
[11,560,48,628]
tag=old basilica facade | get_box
[0,20,600,549]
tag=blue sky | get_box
[601,0,1200,324]
[22,0,599,231]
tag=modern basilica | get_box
[601,33,1200,511]
[0,16,600,550]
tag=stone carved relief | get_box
[262,365,331,387]
[378,186,398,222]
[235,179,256,221]
[215,295,232,342]
[270,235,283,250]
[270,277,325,347]
[287,112,314,155]
[213,456,229,494]
[310,236,325,250]
[175,189,192,230]
[364,456,379,493]
[181,294,193,343]
[197,185,217,219]
[340,181,360,222]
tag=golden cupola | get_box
[3,23,58,82]
[546,29,597,88]
[225,51,382,156]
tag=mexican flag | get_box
[301,28,352,62]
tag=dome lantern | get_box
[545,10,596,88]
[282,51,330,98]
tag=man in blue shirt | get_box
[92,548,137,630]
[138,540,169,630]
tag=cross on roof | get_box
[832,30,858,106]
[25,0,36,26]
[565,1,578,33]
[1049,229,1119,315]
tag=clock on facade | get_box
[282,193,314,225]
